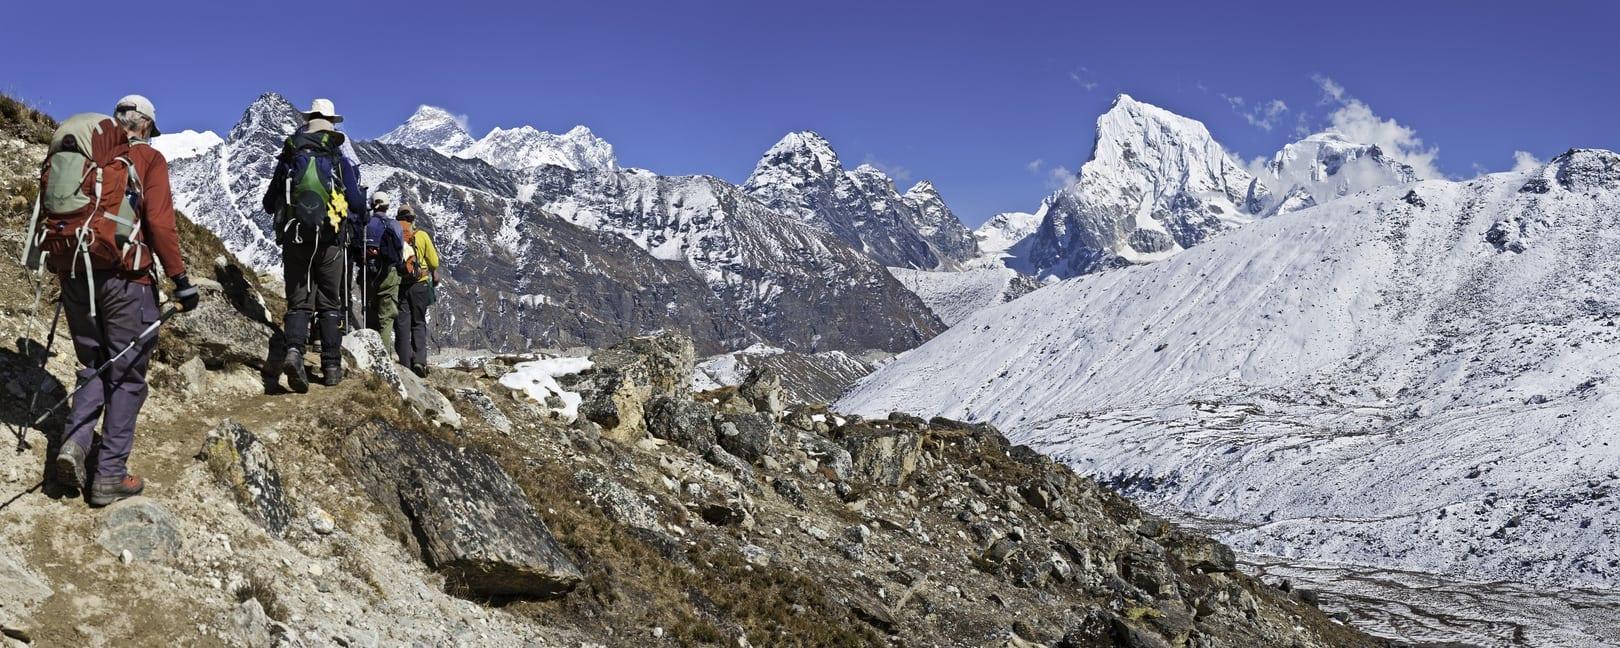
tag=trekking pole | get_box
[21,307,179,444]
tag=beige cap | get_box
[301,98,344,124]
[115,94,161,136]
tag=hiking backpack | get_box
[23,114,153,296]
[398,220,422,279]
[275,131,349,245]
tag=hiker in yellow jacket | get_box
[394,205,439,377]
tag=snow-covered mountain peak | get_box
[1018,96,1259,278]
[377,105,476,156]
[1249,129,1420,216]
[456,122,616,173]
[227,92,301,144]
[747,131,844,186]
[974,211,1041,255]
[1547,147,1620,191]
[902,180,940,202]
[849,163,899,193]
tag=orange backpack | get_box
[398,219,420,278]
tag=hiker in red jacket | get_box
[51,95,199,506]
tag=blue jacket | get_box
[364,211,405,270]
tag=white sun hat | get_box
[301,98,344,124]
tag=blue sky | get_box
[4,1,1615,225]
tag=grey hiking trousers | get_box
[60,273,159,480]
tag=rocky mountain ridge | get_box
[165,93,943,355]
[744,131,982,270]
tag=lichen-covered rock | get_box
[342,421,581,598]
[588,333,696,399]
[575,371,647,444]
[96,498,183,563]
[453,388,513,434]
[834,422,924,487]
[198,420,291,537]
[645,395,717,454]
[737,366,785,415]
[573,470,661,533]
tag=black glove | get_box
[173,273,200,312]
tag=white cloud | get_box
[1220,93,1289,131]
[1026,158,1075,190]
[1510,150,1542,173]
[861,155,913,183]
[452,112,471,132]
[1312,74,1346,103]
[1312,75,1442,179]
[1069,66,1100,92]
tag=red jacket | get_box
[126,141,186,284]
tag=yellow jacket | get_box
[409,229,439,278]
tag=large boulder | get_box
[157,258,275,370]
[644,395,717,454]
[342,329,462,430]
[716,412,774,464]
[341,421,582,598]
[198,420,291,537]
[588,333,695,399]
[834,422,925,487]
[575,371,646,444]
[737,366,786,415]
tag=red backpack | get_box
[24,113,152,282]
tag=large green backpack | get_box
[275,130,349,244]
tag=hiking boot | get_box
[53,440,87,493]
[322,364,344,387]
[411,363,427,378]
[88,474,145,507]
[283,348,309,394]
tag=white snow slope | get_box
[842,149,1620,590]
[887,266,1034,326]
[150,129,223,161]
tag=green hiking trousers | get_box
[366,266,401,352]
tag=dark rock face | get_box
[645,395,718,454]
[341,421,582,598]
[743,132,980,270]
[199,420,291,537]
[716,412,774,463]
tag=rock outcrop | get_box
[341,421,582,598]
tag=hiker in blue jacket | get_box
[360,192,406,352]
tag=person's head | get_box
[301,98,344,125]
[114,95,161,139]
[370,191,392,213]
[397,205,417,223]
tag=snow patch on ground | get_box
[499,357,595,421]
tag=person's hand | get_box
[173,273,200,312]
